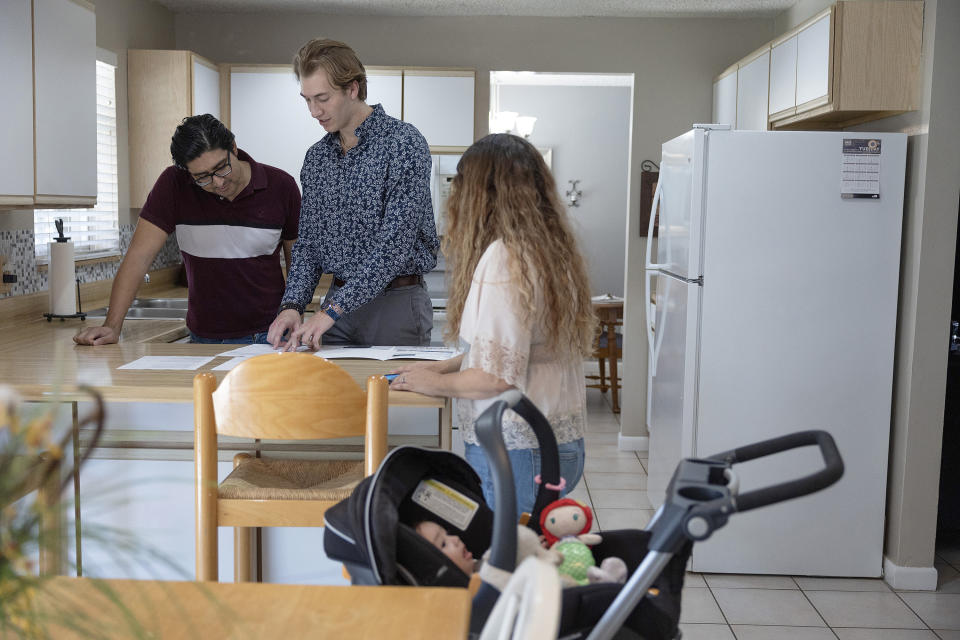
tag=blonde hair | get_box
[443,134,596,357]
[292,38,367,101]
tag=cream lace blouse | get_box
[456,240,587,450]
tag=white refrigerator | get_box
[645,126,906,576]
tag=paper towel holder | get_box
[43,218,87,322]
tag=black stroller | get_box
[323,390,844,639]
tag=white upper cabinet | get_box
[192,56,221,119]
[229,67,322,192]
[718,2,921,131]
[735,50,770,131]
[366,69,403,121]
[769,35,798,116]
[403,70,475,148]
[796,12,831,107]
[0,0,35,205]
[34,0,97,204]
[712,68,737,128]
[221,65,476,184]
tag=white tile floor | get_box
[571,384,960,640]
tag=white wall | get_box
[498,84,632,297]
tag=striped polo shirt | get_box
[139,149,301,338]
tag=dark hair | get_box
[292,38,367,101]
[170,114,236,169]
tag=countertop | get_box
[0,274,439,408]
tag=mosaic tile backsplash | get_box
[0,224,181,299]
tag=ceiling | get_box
[154,0,797,17]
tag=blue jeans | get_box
[189,330,269,344]
[463,438,585,521]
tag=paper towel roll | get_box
[49,241,77,316]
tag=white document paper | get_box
[390,346,459,361]
[316,346,399,360]
[211,357,251,372]
[315,345,459,361]
[216,344,310,357]
[117,356,215,371]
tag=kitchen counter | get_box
[0,270,452,580]
[0,270,449,442]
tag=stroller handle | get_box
[478,390,564,534]
[709,429,845,514]
[470,391,564,634]
[651,429,844,553]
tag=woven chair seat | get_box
[218,457,364,501]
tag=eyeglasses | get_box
[191,152,232,186]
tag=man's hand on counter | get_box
[267,309,303,350]
[286,312,335,351]
[74,325,120,346]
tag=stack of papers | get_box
[317,346,458,361]
[214,344,459,362]
[117,356,216,371]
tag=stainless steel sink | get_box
[86,298,188,320]
[130,298,188,310]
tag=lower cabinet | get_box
[68,400,439,583]
[75,458,239,581]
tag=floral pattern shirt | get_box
[282,104,439,314]
[457,240,588,449]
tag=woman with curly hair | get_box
[390,133,596,517]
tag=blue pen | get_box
[384,373,400,382]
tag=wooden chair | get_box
[585,301,624,413]
[193,352,388,583]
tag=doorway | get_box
[489,71,634,297]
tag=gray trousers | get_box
[322,282,433,346]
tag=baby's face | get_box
[416,521,475,575]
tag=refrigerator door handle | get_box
[645,178,665,271]
[650,274,670,378]
[645,179,664,375]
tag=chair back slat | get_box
[211,353,367,440]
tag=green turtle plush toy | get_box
[539,498,627,587]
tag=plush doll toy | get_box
[539,498,628,587]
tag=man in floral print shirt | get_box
[268,38,439,350]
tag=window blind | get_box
[34,60,120,260]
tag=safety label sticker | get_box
[411,478,479,530]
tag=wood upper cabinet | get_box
[0,0,96,208]
[736,48,771,131]
[769,1,922,130]
[128,50,221,208]
[712,66,737,128]
[402,69,476,149]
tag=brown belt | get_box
[332,274,423,290]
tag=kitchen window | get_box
[34,55,120,261]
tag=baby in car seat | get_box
[414,520,477,575]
